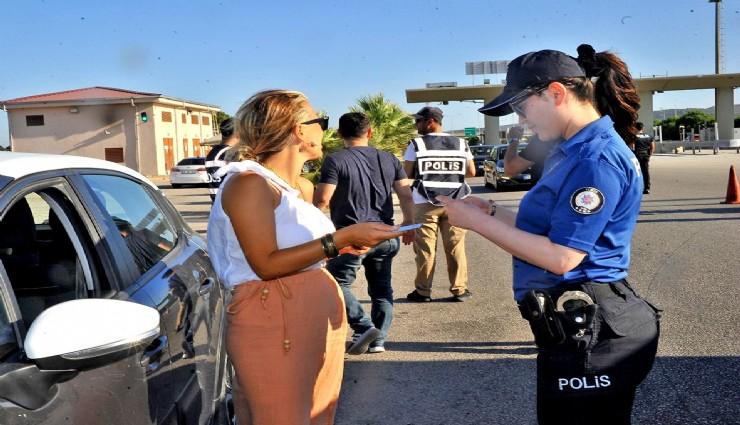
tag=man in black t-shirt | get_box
[205,117,238,203]
[633,122,655,194]
[314,113,415,355]
[503,127,554,186]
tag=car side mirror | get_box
[24,299,160,370]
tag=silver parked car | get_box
[169,156,212,188]
[0,152,233,424]
[482,143,533,191]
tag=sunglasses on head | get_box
[301,116,329,131]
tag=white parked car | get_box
[169,157,211,188]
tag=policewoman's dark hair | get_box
[579,45,640,147]
[574,45,641,147]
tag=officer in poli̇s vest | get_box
[402,106,476,303]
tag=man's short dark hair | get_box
[338,113,370,140]
[220,117,235,139]
[635,122,644,131]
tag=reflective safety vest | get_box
[410,135,471,203]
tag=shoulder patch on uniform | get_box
[570,187,604,214]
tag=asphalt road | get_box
[156,151,740,425]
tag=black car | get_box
[470,145,495,176]
[0,152,233,424]
[482,143,533,191]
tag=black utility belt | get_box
[518,284,606,349]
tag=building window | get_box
[162,111,173,123]
[191,115,199,125]
[105,148,124,163]
[26,115,44,126]
[181,114,186,124]
[202,116,210,126]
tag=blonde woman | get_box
[207,90,403,424]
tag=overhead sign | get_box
[465,61,510,76]
[464,127,477,137]
[425,82,457,88]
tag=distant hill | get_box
[653,104,740,121]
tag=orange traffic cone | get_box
[720,165,740,204]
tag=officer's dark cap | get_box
[478,50,586,117]
[411,106,444,123]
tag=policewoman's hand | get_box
[399,221,416,245]
[436,195,489,230]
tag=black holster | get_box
[519,290,566,348]
[520,289,598,349]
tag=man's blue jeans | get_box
[326,238,400,344]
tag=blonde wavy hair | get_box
[233,90,312,162]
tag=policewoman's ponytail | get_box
[577,44,640,147]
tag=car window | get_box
[82,175,176,278]
[0,304,15,359]
[177,158,205,166]
[0,188,100,331]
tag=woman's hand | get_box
[435,195,489,230]
[334,222,404,251]
[339,245,370,256]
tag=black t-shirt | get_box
[519,136,553,185]
[205,144,231,174]
[319,146,406,229]
[634,133,653,154]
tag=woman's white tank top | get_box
[207,161,335,288]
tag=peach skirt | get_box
[226,268,347,425]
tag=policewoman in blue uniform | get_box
[439,45,661,425]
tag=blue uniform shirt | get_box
[512,116,643,300]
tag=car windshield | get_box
[496,146,526,160]
[470,146,492,156]
[177,158,205,166]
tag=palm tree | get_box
[349,93,416,156]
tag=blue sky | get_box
[2,0,738,147]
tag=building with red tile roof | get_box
[1,87,221,176]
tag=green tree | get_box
[214,111,231,130]
[319,107,343,155]
[467,136,481,145]
[655,110,717,140]
[655,115,680,140]
[676,110,715,133]
[348,93,417,156]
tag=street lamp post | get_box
[708,0,722,75]
[708,0,722,138]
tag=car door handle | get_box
[140,335,167,373]
[198,277,216,296]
